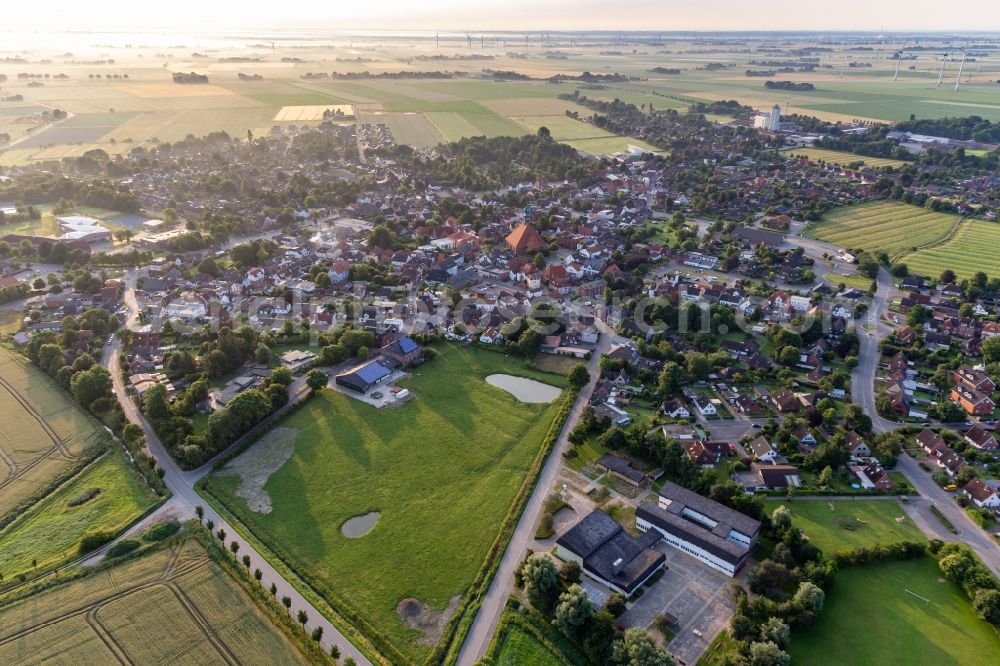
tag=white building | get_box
[635,481,761,577]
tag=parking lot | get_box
[620,545,737,665]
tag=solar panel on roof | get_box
[397,336,418,354]
[355,361,391,384]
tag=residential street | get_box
[101,284,371,665]
[849,266,1000,574]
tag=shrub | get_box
[143,519,181,542]
[78,529,115,554]
[66,487,101,507]
[106,539,141,558]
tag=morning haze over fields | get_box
[1,1,1000,665]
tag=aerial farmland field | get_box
[804,201,960,258]
[200,344,571,663]
[786,147,910,169]
[902,218,1000,279]
[0,348,107,517]
[0,537,314,665]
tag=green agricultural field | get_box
[201,344,570,663]
[790,557,1000,665]
[805,201,960,258]
[771,499,923,554]
[901,218,1000,280]
[0,348,107,517]
[0,537,314,664]
[0,449,158,576]
[787,147,909,169]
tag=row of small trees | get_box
[197,508,355,665]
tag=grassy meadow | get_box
[0,537,313,664]
[201,344,569,662]
[493,624,564,666]
[902,219,1000,280]
[0,449,158,576]
[805,201,960,258]
[789,557,1000,665]
[772,499,924,554]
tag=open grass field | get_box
[0,537,313,665]
[789,557,1000,665]
[787,147,910,169]
[361,111,445,148]
[0,348,107,518]
[493,622,564,666]
[201,344,569,662]
[901,218,1000,280]
[0,449,157,576]
[771,499,924,554]
[804,201,960,258]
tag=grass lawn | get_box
[200,344,569,662]
[492,622,564,666]
[0,450,158,577]
[790,557,1000,665]
[804,201,960,259]
[772,499,923,554]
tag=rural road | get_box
[457,320,614,665]
[102,281,372,665]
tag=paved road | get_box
[456,321,615,666]
[102,284,371,665]
[849,267,1000,572]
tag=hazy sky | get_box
[4,0,998,32]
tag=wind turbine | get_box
[466,33,473,49]
[436,31,439,49]
[954,52,967,91]
[936,52,948,87]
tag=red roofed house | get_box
[505,223,545,255]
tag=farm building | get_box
[380,335,424,368]
[336,360,392,393]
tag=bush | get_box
[78,529,115,554]
[142,519,181,542]
[106,539,141,558]
[66,487,101,507]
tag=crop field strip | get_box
[0,349,102,517]
[805,201,961,258]
[901,218,1000,279]
[0,539,311,665]
[787,147,910,169]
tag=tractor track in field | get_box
[0,543,239,666]
[0,374,80,492]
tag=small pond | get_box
[485,374,562,404]
[341,511,380,538]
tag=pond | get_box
[341,511,380,538]
[485,374,562,404]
